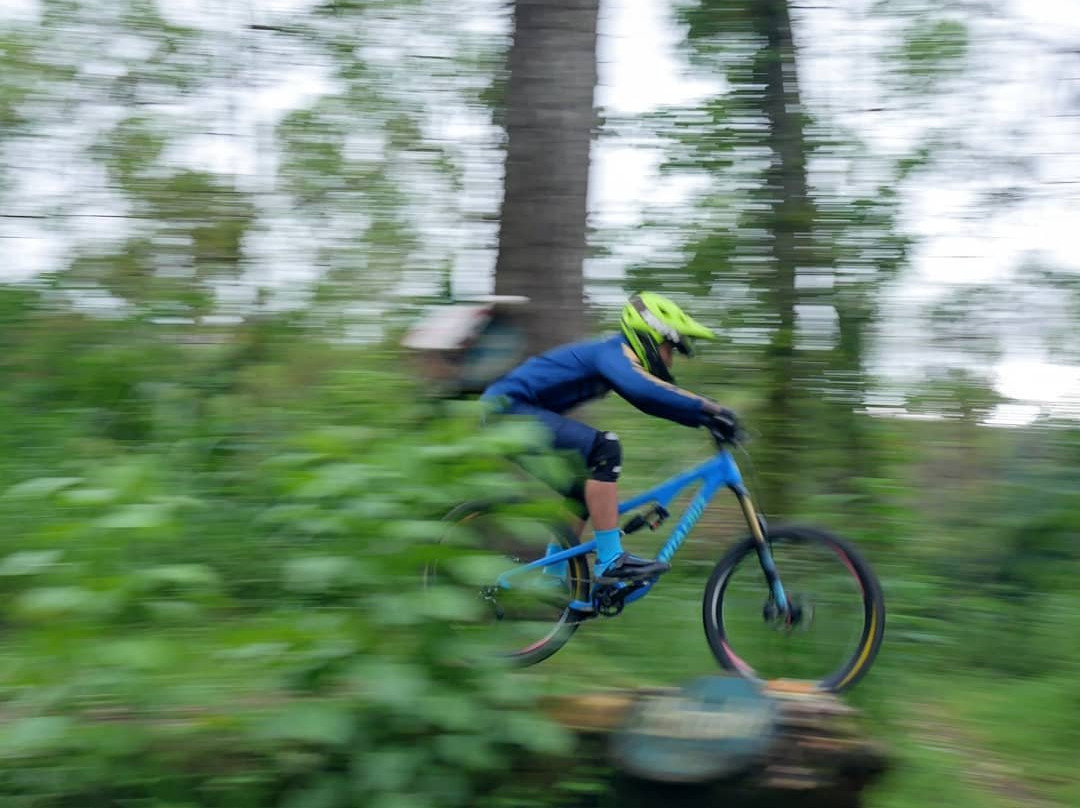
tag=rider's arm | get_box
[595,341,716,427]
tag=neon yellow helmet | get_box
[620,292,715,379]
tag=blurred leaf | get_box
[283,556,372,594]
[353,661,430,709]
[383,520,443,544]
[97,638,176,671]
[433,732,498,771]
[901,18,968,79]
[0,550,64,577]
[134,564,222,591]
[14,586,104,620]
[500,711,573,756]
[214,642,290,662]
[416,586,484,622]
[369,792,443,808]
[295,463,376,499]
[280,779,347,808]
[0,716,75,757]
[59,487,119,506]
[97,503,173,529]
[252,703,354,747]
[145,600,204,623]
[358,749,427,794]
[5,477,82,499]
[417,694,483,732]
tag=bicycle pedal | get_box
[593,589,626,617]
[591,579,647,615]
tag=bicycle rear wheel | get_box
[702,525,885,693]
[425,501,592,667]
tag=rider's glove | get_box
[705,407,740,441]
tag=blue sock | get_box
[593,528,623,574]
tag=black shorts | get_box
[484,397,621,517]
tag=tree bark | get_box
[753,0,811,518]
[494,0,598,355]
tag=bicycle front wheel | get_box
[703,525,885,693]
[426,501,592,667]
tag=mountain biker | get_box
[481,292,740,583]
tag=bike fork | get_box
[736,490,789,613]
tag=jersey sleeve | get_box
[595,341,710,427]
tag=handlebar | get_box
[706,420,749,449]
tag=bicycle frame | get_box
[496,447,790,616]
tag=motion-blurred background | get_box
[0,0,1077,806]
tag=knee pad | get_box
[587,431,622,483]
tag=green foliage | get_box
[0,297,582,806]
[0,34,40,132]
[899,18,969,82]
[677,0,761,46]
[2,0,1078,804]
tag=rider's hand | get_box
[704,405,740,441]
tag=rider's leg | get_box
[585,479,621,571]
[491,402,667,581]
[582,431,669,581]
[580,431,622,571]
[584,479,618,530]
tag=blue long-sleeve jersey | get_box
[482,334,711,428]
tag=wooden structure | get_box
[538,679,889,808]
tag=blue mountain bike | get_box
[430,425,885,693]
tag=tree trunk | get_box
[494,0,598,355]
[753,0,811,518]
